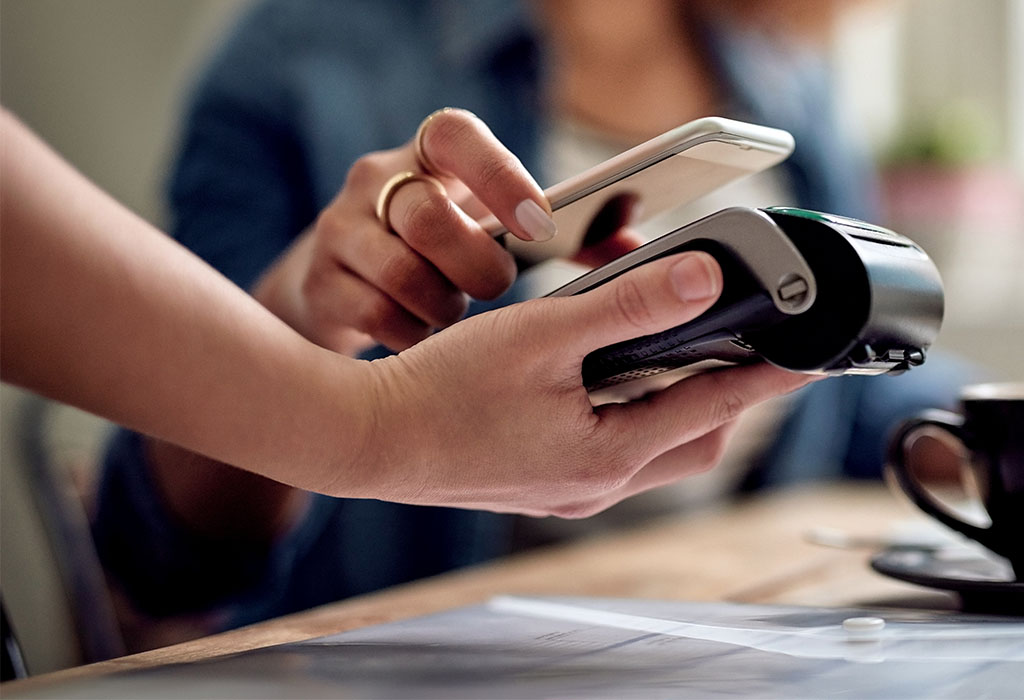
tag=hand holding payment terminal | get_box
[547,207,944,402]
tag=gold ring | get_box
[414,107,455,175]
[375,171,447,231]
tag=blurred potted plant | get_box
[881,100,1021,261]
[880,100,1023,376]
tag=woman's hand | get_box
[1,109,810,522]
[254,108,645,357]
[336,251,816,517]
[253,109,557,356]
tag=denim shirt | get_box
[94,0,547,626]
[166,0,874,291]
[92,0,962,629]
[165,0,544,291]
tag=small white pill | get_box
[843,616,886,641]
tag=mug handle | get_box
[886,409,996,548]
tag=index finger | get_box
[599,363,818,463]
[417,108,556,243]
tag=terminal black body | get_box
[547,207,944,395]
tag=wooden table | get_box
[6,483,956,694]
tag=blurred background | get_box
[1,0,1021,676]
[2,0,1020,375]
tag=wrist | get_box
[322,353,433,502]
[305,351,394,498]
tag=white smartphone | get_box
[480,116,795,262]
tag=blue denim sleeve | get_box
[89,4,327,616]
[165,14,318,289]
[91,430,285,616]
[90,2,336,619]
[90,0,529,623]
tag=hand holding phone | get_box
[479,116,795,263]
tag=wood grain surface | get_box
[6,483,955,693]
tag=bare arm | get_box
[1,109,816,515]
[142,107,643,538]
[1,109,374,492]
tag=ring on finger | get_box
[414,107,455,176]
[375,170,447,232]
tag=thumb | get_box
[558,251,722,355]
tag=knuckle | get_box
[298,260,326,299]
[707,374,748,426]
[474,155,520,191]
[345,153,387,189]
[426,108,478,151]
[611,277,656,331]
[352,292,397,338]
[299,259,343,314]
[312,204,346,241]
[567,449,633,495]
[444,107,479,126]
[400,195,453,249]
[373,253,468,329]
[696,432,730,474]
[466,260,515,301]
[435,293,470,327]
[377,251,423,295]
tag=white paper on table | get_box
[12,597,1024,699]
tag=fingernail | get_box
[670,252,720,302]
[515,199,557,242]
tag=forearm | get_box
[1,110,821,521]
[0,111,373,493]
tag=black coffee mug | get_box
[887,382,1024,579]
